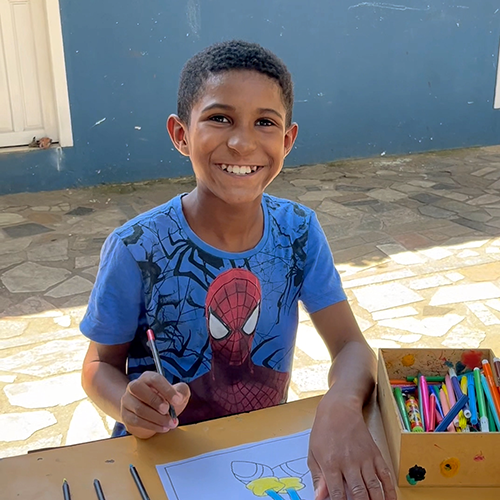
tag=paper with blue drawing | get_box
[156,430,314,500]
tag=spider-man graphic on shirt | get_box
[184,268,289,424]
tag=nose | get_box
[227,124,257,156]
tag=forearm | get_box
[324,340,377,411]
[82,360,130,422]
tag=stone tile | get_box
[31,206,51,212]
[381,333,422,344]
[0,253,24,270]
[378,314,464,337]
[408,275,452,290]
[409,193,443,204]
[457,250,479,258]
[291,364,330,393]
[450,217,495,233]
[66,206,95,216]
[460,211,492,222]
[0,319,28,340]
[342,269,415,289]
[352,282,424,313]
[376,244,425,265]
[0,327,81,351]
[0,374,16,383]
[441,325,486,349]
[0,237,32,255]
[3,372,86,408]
[1,262,70,293]
[295,323,330,361]
[372,306,418,321]
[65,400,110,446]
[444,272,465,282]
[393,232,433,250]
[471,167,497,177]
[26,212,62,225]
[0,411,56,442]
[27,239,68,262]
[366,188,408,202]
[45,276,94,298]
[354,315,373,333]
[0,296,61,319]
[460,263,500,282]
[298,191,338,202]
[440,192,470,202]
[2,223,53,238]
[0,213,25,227]
[422,305,454,316]
[418,205,455,219]
[0,434,62,459]
[290,179,322,187]
[418,247,453,260]
[467,194,500,206]
[465,302,500,326]
[430,282,500,306]
[54,315,71,327]
[0,338,89,376]
[408,180,436,188]
[366,339,401,349]
[75,255,100,269]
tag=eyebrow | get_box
[201,103,284,119]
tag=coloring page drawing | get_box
[156,430,314,499]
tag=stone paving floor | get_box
[2,146,500,459]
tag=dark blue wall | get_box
[1,1,499,194]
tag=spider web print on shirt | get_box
[119,195,310,386]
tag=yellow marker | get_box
[442,383,450,405]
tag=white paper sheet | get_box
[156,429,314,500]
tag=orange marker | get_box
[482,360,500,420]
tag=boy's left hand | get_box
[308,397,396,500]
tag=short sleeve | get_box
[80,232,144,344]
[299,212,347,313]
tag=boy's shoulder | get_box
[263,193,315,221]
[113,194,183,243]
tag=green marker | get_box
[406,375,445,382]
[473,367,489,432]
[393,387,411,431]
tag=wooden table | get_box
[0,395,497,499]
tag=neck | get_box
[182,188,264,253]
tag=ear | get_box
[283,122,299,157]
[167,114,190,156]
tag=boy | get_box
[81,40,396,500]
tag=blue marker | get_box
[480,374,500,430]
[466,372,478,426]
[435,394,468,432]
[430,385,445,418]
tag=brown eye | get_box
[210,115,230,123]
[256,119,274,127]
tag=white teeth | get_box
[218,164,260,175]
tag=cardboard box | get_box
[377,348,500,488]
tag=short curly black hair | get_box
[177,40,294,126]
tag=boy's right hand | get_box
[120,371,190,439]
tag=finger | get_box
[360,463,383,500]
[307,452,328,500]
[344,470,369,500]
[144,371,184,405]
[122,390,175,428]
[171,382,191,414]
[128,376,173,415]
[121,406,171,434]
[323,470,347,500]
[374,455,397,500]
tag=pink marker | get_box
[420,375,431,432]
[428,393,437,432]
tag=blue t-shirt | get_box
[81,193,346,424]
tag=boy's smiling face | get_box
[168,70,298,206]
